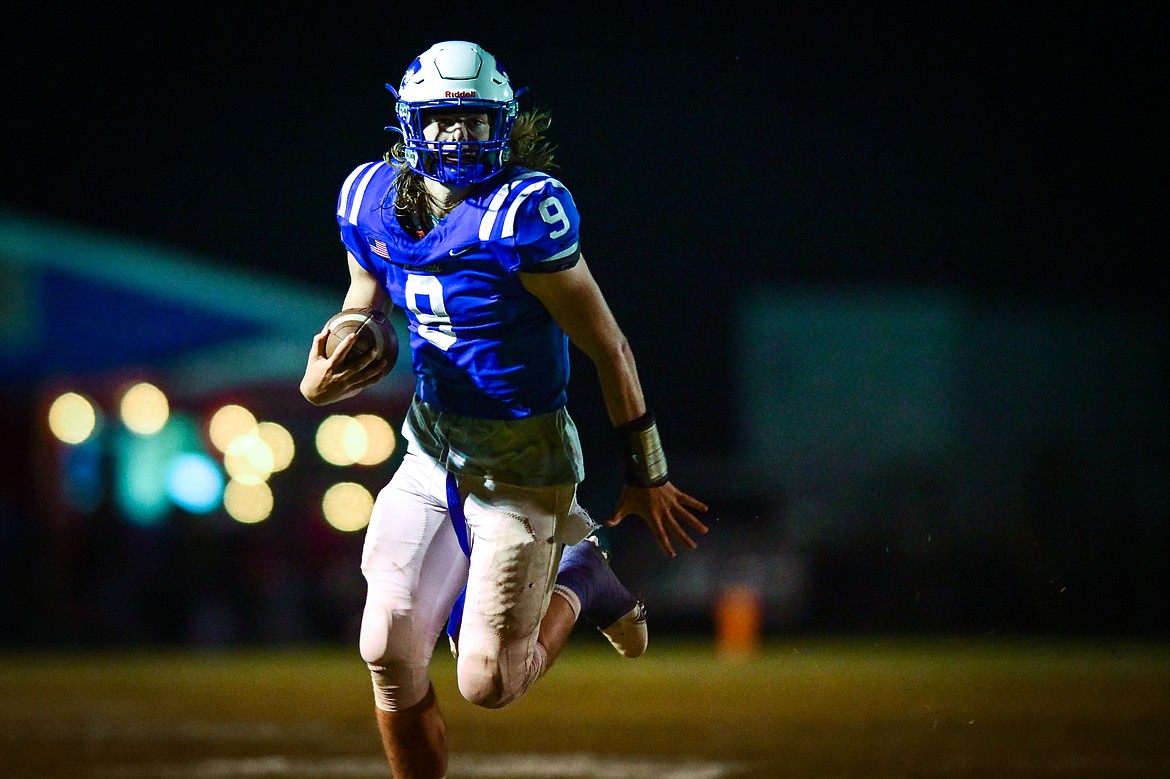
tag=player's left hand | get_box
[606,482,709,558]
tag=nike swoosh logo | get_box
[449,245,476,257]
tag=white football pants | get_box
[358,447,589,710]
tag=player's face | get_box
[422,112,491,143]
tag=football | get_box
[324,308,398,366]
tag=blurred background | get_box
[2,3,1165,652]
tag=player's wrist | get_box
[616,410,669,487]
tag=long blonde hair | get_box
[384,109,558,221]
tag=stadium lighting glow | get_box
[114,426,172,526]
[59,437,104,512]
[256,421,295,472]
[321,482,373,532]
[119,381,169,436]
[114,413,209,527]
[315,414,368,466]
[47,392,99,445]
[223,479,273,524]
[208,404,258,453]
[166,452,224,513]
[354,414,396,465]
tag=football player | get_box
[300,40,708,778]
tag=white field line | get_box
[3,718,752,778]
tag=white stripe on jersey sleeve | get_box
[478,171,547,241]
[501,177,565,239]
[337,162,378,219]
[340,162,386,224]
[541,241,580,263]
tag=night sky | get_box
[4,4,1165,452]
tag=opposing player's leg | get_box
[359,449,468,778]
[553,531,648,658]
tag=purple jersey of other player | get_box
[337,164,582,420]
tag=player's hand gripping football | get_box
[606,482,709,558]
[299,325,391,406]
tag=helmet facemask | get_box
[394,100,518,186]
[386,41,521,187]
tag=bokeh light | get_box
[315,414,367,466]
[223,432,275,485]
[223,479,273,524]
[114,424,173,527]
[208,404,258,453]
[120,381,169,435]
[166,452,224,513]
[354,414,396,465]
[256,421,295,472]
[48,392,98,445]
[322,481,373,532]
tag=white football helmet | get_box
[386,41,521,186]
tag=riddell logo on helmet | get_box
[445,90,477,97]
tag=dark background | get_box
[6,3,1165,449]
[2,4,1167,645]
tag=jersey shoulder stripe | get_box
[337,161,388,224]
[501,177,566,239]
[478,171,565,241]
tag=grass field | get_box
[2,636,1168,778]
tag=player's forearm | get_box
[590,337,675,488]
[593,339,648,427]
[300,370,358,406]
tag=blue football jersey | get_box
[337,163,582,420]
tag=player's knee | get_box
[458,666,513,709]
[456,651,526,709]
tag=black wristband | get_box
[617,410,669,487]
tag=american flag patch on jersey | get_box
[368,235,390,259]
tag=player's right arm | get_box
[299,253,392,406]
